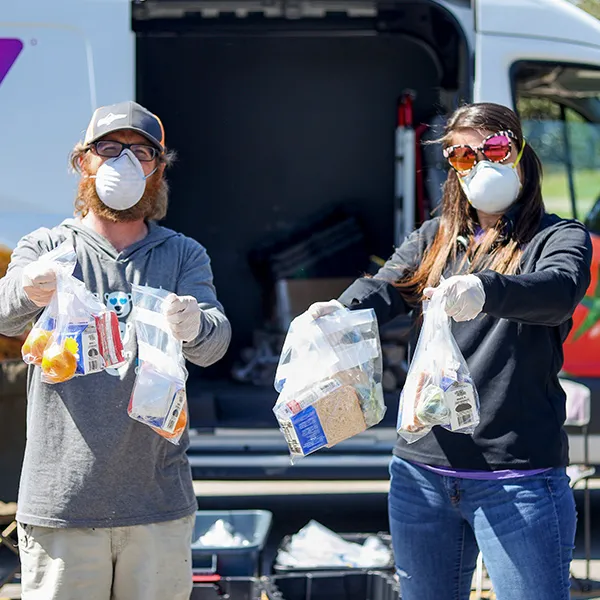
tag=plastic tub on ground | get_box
[269,571,400,600]
[191,575,273,600]
[191,510,273,577]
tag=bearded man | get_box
[0,101,231,600]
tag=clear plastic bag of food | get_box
[274,308,385,460]
[40,274,125,384]
[128,284,188,444]
[397,293,480,443]
[22,242,77,366]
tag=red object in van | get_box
[563,233,600,377]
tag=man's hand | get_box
[22,261,57,307]
[424,275,486,322]
[164,294,202,342]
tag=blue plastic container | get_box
[191,510,273,576]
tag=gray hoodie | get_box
[0,219,231,528]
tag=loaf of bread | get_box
[313,384,367,447]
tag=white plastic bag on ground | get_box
[276,521,392,569]
[273,308,385,460]
[198,520,250,548]
[129,284,188,444]
[398,292,480,443]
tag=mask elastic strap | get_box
[144,167,158,180]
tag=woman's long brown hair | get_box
[395,102,545,305]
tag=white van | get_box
[1,0,600,476]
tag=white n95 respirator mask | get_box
[93,149,156,211]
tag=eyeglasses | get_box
[443,130,516,173]
[88,140,160,162]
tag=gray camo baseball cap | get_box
[84,101,165,152]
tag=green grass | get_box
[542,168,600,220]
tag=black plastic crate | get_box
[273,533,394,574]
[269,571,400,600]
[191,576,270,600]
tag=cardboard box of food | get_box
[275,277,354,330]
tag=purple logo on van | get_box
[0,39,24,86]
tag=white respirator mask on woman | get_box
[459,155,523,214]
[444,131,526,214]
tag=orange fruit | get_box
[22,329,53,365]
[41,338,79,383]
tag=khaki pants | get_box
[17,514,195,600]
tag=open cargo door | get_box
[134,0,470,479]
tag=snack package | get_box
[274,308,385,461]
[128,284,188,444]
[40,275,125,384]
[397,293,480,443]
[22,242,78,366]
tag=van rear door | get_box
[133,0,474,480]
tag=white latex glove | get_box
[424,275,486,322]
[307,299,346,320]
[22,261,58,307]
[164,294,202,342]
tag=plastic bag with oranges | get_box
[40,275,126,384]
[128,284,188,445]
[22,242,78,366]
[22,305,56,366]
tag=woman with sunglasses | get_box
[309,102,592,599]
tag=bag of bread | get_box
[397,293,480,443]
[274,308,385,461]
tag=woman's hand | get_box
[307,299,346,320]
[424,275,486,322]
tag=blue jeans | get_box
[388,456,576,600]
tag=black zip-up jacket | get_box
[338,212,592,470]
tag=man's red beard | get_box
[77,168,168,223]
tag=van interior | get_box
[133,1,470,433]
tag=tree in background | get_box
[577,0,600,19]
